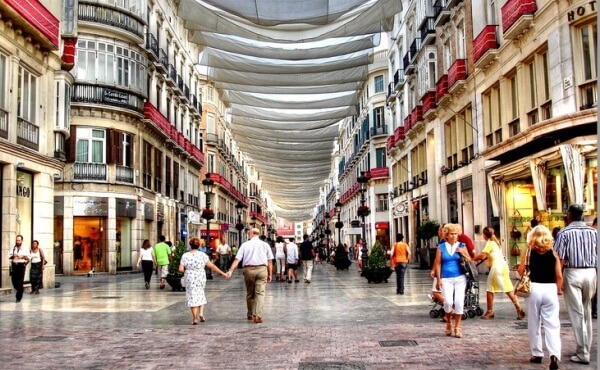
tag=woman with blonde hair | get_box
[518,225,562,370]
[473,226,525,319]
[179,237,228,325]
[433,223,472,338]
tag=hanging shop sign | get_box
[73,197,108,216]
[375,222,389,229]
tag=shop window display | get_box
[73,217,107,272]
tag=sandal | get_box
[192,320,198,325]
[199,316,205,322]
[481,311,495,319]
[454,327,463,338]
[517,309,526,320]
[445,321,453,336]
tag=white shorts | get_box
[158,265,169,279]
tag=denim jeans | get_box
[394,263,408,294]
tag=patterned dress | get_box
[482,240,514,292]
[181,251,209,307]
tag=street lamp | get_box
[201,173,215,249]
[335,200,343,246]
[357,171,370,270]
[235,200,245,247]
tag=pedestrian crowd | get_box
[8,203,596,370]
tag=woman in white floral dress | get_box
[179,237,228,324]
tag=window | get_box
[207,153,215,173]
[456,22,466,59]
[374,75,384,93]
[143,140,152,189]
[18,66,38,124]
[524,47,553,126]
[483,84,502,147]
[444,119,458,169]
[207,86,214,102]
[63,0,77,35]
[508,73,520,136]
[576,23,598,110]
[375,148,386,168]
[75,38,147,94]
[458,106,474,164]
[207,113,216,134]
[120,133,131,166]
[373,106,384,129]
[165,157,172,198]
[154,148,162,193]
[377,194,388,212]
[76,128,105,163]
[173,162,180,200]
[428,53,436,90]
[0,53,6,111]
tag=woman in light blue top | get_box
[433,223,472,338]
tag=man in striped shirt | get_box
[554,203,597,365]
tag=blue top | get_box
[439,242,464,278]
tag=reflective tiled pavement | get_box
[0,262,596,369]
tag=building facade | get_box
[0,0,65,290]
[336,50,391,250]
[386,0,597,264]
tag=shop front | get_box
[116,198,136,271]
[71,197,109,273]
[488,142,597,267]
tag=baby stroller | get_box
[428,294,446,319]
[461,259,484,319]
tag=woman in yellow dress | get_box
[474,226,526,320]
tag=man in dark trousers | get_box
[9,235,30,303]
[299,234,315,283]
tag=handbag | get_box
[514,248,531,297]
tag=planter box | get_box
[166,275,185,291]
[362,267,393,284]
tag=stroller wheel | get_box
[462,312,468,320]
[467,310,476,318]
[475,307,484,316]
[429,310,439,318]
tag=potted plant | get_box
[417,220,440,269]
[201,208,214,220]
[334,243,352,270]
[357,205,371,217]
[362,240,393,283]
[166,240,186,291]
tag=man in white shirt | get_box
[216,237,232,271]
[227,228,273,323]
[285,238,299,283]
[9,235,30,303]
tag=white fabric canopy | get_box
[179,0,402,220]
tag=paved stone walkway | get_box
[0,261,596,369]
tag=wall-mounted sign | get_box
[567,1,596,23]
[54,196,64,216]
[116,198,136,218]
[103,89,129,104]
[144,202,155,220]
[73,197,108,216]
[157,202,164,222]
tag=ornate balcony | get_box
[448,59,467,94]
[386,135,396,151]
[474,25,499,69]
[404,115,412,132]
[368,167,389,180]
[436,75,449,105]
[410,105,423,128]
[17,117,39,151]
[155,48,168,74]
[145,33,159,62]
[370,125,388,137]
[72,83,144,113]
[502,0,537,40]
[434,0,451,27]
[116,165,134,184]
[0,108,8,139]
[422,91,437,118]
[166,64,177,87]
[78,1,144,41]
[394,126,406,143]
[74,162,107,181]
[387,82,395,103]
[394,69,406,90]
[2,0,59,49]
[420,17,436,45]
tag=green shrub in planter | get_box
[334,243,351,270]
[362,240,393,283]
[166,240,186,291]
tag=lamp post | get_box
[235,200,245,247]
[201,173,214,248]
[357,171,370,270]
[335,200,343,246]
